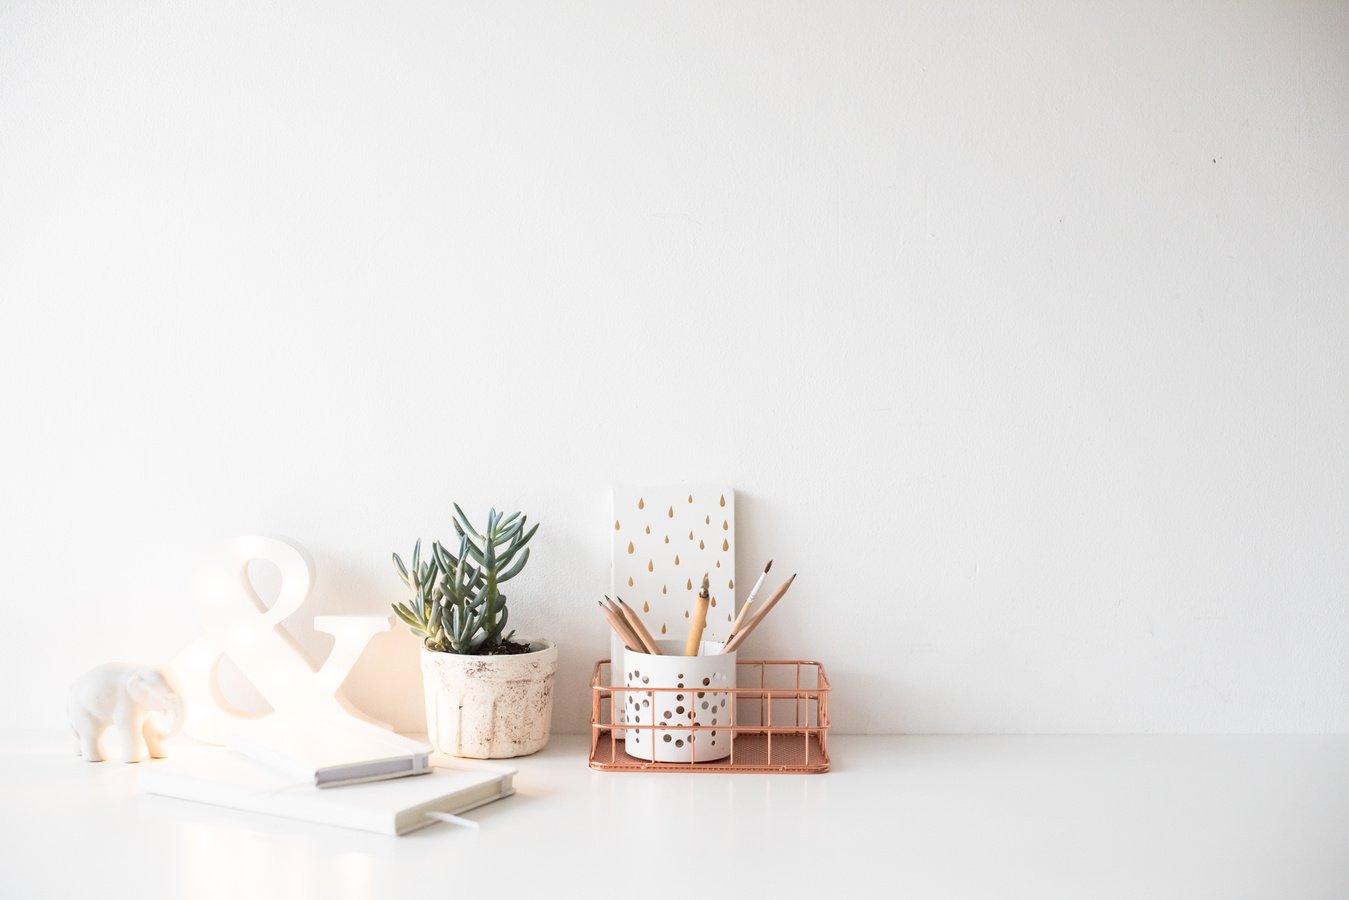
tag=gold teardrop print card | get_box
[610,486,735,662]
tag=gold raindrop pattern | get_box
[616,490,734,644]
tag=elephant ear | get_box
[126,672,161,708]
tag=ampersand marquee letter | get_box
[171,536,391,744]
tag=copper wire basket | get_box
[589,658,831,773]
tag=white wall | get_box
[3,1,1347,735]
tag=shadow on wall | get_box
[343,628,426,733]
[311,548,427,734]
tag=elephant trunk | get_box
[159,690,185,738]
[143,668,186,738]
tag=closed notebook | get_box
[140,750,515,835]
[227,718,432,788]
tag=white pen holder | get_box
[622,640,735,763]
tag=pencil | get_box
[616,597,661,655]
[598,599,639,651]
[602,596,644,650]
[722,573,795,654]
[684,573,711,656]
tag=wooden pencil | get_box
[722,573,795,654]
[598,599,639,651]
[602,596,644,650]
[725,602,755,648]
[616,597,661,654]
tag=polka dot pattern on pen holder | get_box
[623,639,735,763]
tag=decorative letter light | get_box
[171,536,390,744]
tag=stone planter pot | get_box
[419,639,558,759]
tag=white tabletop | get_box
[2,730,1346,899]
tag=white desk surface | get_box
[2,730,1346,899]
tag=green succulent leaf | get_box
[493,524,519,549]
[453,503,484,540]
[517,522,539,548]
[392,603,422,630]
[498,547,530,582]
[392,504,537,655]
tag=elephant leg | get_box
[84,731,107,762]
[143,719,167,759]
[114,714,148,763]
[70,712,105,762]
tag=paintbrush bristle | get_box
[765,559,773,572]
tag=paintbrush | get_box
[684,573,711,656]
[616,597,661,654]
[721,573,795,654]
[598,598,639,651]
[726,559,772,647]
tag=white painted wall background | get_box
[2,1,1347,736]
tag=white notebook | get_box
[227,718,432,788]
[141,750,515,835]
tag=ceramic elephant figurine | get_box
[68,663,185,763]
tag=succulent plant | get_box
[392,505,538,654]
